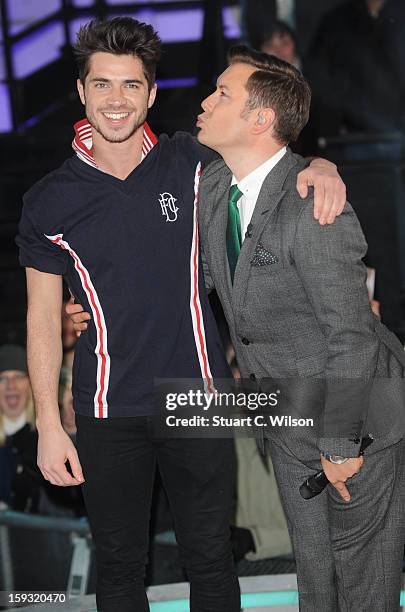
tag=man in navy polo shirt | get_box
[17,17,346,612]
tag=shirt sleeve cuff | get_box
[19,251,67,276]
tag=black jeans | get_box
[75,414,240,612]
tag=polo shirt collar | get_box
[72,118,158,170]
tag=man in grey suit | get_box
[197,46,405,611]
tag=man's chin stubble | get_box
[87,114,146,144]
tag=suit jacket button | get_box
[249,373,256,381]
[241,337,250,345]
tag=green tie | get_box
[226,184,243,283]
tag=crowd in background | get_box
[0,299,84,517]
[244,0,405,151]
[242,0,405,335]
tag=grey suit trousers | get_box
[269,436,405,612]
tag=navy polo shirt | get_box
[17,124,230,418]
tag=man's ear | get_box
[148,83,157,109]
[251,108,276,134]
[77,78,85,106]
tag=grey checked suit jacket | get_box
[198,149,405,460]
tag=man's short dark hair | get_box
[228,45,311,144]
[74,17,162,90]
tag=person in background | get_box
[233,434,292,562]
[308,0,405,137]
[0,344,85,516]
[240,0,277,50]
[259,21,301,70]
[260,22,315,155]
[0,344,40,512]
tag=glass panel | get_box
[72,0,94,6]
[106,8,204,43]
[0,83,13,131]
[13,21,65,78]
[7,0,60,36]
[106,0,191,4]
[0,44,6,80]
[223,6,241,39]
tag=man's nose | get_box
[201,92,215,112]
[107,87,126,106]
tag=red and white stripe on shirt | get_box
[189,162,215,395]
[45,233,110,418]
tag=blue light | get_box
[72,0,95,6]
[107,9,205,43]
[0,45,6,80]
[147,592,299,610]
[106,0,191,4]
[7,0,60,36]
[223,6,241,39]
[156,77,198,89]
[147,590,403,611]
[87,590,405,610]
[13,21,65,79]
[104,6,239,43]
[0,83,13,132]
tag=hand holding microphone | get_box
[320,455,363,501]
[300,434,374,501]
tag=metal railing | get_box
[0,509,92,599]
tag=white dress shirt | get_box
[231,147,287,241]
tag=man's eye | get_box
[125,83,138,89]
[95,83,107,89]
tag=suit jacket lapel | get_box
[232,150,298,311]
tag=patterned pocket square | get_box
[251,241,279,267]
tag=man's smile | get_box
[101,111,132,125]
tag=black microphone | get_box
[300,471,329,500]
[299,434,374,500]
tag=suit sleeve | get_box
[199,241,214,293]
[198,176,214,293]
[293,200,380,457]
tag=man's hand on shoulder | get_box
[297,158,346,225]
[66,297,91,336]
